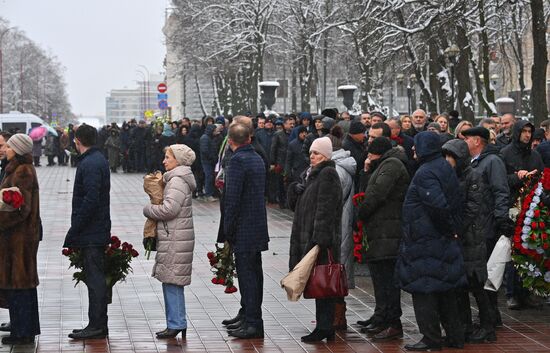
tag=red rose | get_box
[224,286,238,294]
[532,222,538,229]
[212,277,219,284]
[131,249,139,257]
[207,252,215,260]
[218,278,225,285]
[531,234,537,241]
[10,191,23,208]
[111,240,121,249]
[110,236,120,244]
[543,243,549,250]
[2,190,12,204]
[540,222,546,229]
[353,231,361,244]
[62,248,70,256]
[543,234,549,241]
[535,209,541,218]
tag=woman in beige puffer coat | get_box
[143,144,196,339]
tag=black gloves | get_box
[294,183,306,195]
[496,217,515,238]
[143,237,157,251]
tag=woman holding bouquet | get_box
[143,144,196,339]
[287,136,343,342]
[0,133,41,345]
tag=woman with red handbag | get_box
[287,136,343,342]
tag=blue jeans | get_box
[162,283,187,329]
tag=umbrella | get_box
[29,126,48,141]
[44,125,58,137]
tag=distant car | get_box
[0,111,47,134]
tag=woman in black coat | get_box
[287,136,343,342]
[442,139,496,343]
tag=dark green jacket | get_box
[358,148,410,261]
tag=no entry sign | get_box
[157,83,167,93]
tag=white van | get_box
[0,111,46,134]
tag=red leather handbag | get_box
[303,248,349,299]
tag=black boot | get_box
[467,327,496,343]
[156,328,186,339]
[0,322,11,332]
[222,312,243,326]
[1,335,34,345]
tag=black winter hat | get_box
[533,128,546,141]
[461,126,490,141]
[321,108,338,120]
[368,136,392,155]
[371,111,387,121]
[349,120,366,134]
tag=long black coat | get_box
[396,132,467,294]
[64,147,111,248]
[358,148,409,262]
[443,139,489,283]
[287,160,343,271]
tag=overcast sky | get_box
[0,0,167,117]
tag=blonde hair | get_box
[455,121,473,138]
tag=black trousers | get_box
[485,237,502,325]
[315,298,335,331]
[368,259,402,328]
[412,291,464,346]
[82,247,108,330]
[7,288,40,338]
[235,251,264,329]
[456,276,495,333]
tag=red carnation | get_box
[540,222,546,229]
[532,222,538,229]
[534,209,541,218]
[531,234,538,241]
[207,252,215,260]
[11,192,23,208]
[218,278,225,285]
[62,248,70,256]
[212,277,219,284]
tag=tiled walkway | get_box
[1,164,550,353]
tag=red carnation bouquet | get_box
[208,242,237,293]
[62,235,139,303]
[352,192,369,263]
[0,187,24,211]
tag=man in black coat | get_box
[343,120,367,192]
[64,125,111,340]
[495,113,515,148]
[500,120,544,310]
[356,137,410,341]
[271,117,294,208]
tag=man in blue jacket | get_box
[223,123,269,339]
[64,125,111,340]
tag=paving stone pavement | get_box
[1,163,550,353]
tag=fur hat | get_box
[310,136,333,159]
[169,144,195,166]
[7,133,33,156]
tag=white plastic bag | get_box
[484,235,512,291]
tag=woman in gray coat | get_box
[143,144,196,339]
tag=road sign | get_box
[157,83,167,93]
[158,100,168,110]
[157,93,168,100]
[144,110,154,119]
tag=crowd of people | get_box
[0,107,549,350]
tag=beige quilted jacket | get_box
[143,165,196,286]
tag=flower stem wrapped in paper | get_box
[0,187,24,211]
[143,171,165,260]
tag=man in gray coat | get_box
[462,126,512,328]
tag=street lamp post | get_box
[444,44,460,110]
[138,65,150,111]
[136,70,147,119]
[0,27,15,114]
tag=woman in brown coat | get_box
[0,134,41,345]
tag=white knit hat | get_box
[7,133,33,156]
[309,136,333,159]
[169,144,195,166]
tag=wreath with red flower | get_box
[352,192,369,263]
[511,168,550,297]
